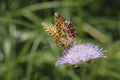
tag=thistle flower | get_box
[55,43,107,67]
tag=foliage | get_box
[0,0,120,80]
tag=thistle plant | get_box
[55,42,107,80]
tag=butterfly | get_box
[41,12,76,48]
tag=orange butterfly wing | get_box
[41,22,59,41]
[54,12,76,47]
[42,12,76,48]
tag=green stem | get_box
[25,38,41,80]
[81,65,86,80]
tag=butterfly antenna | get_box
[41,45,50,50]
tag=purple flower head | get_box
[55,43,107,67]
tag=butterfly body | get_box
[42,12,76,48]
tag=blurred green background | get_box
[0,0,120,80]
